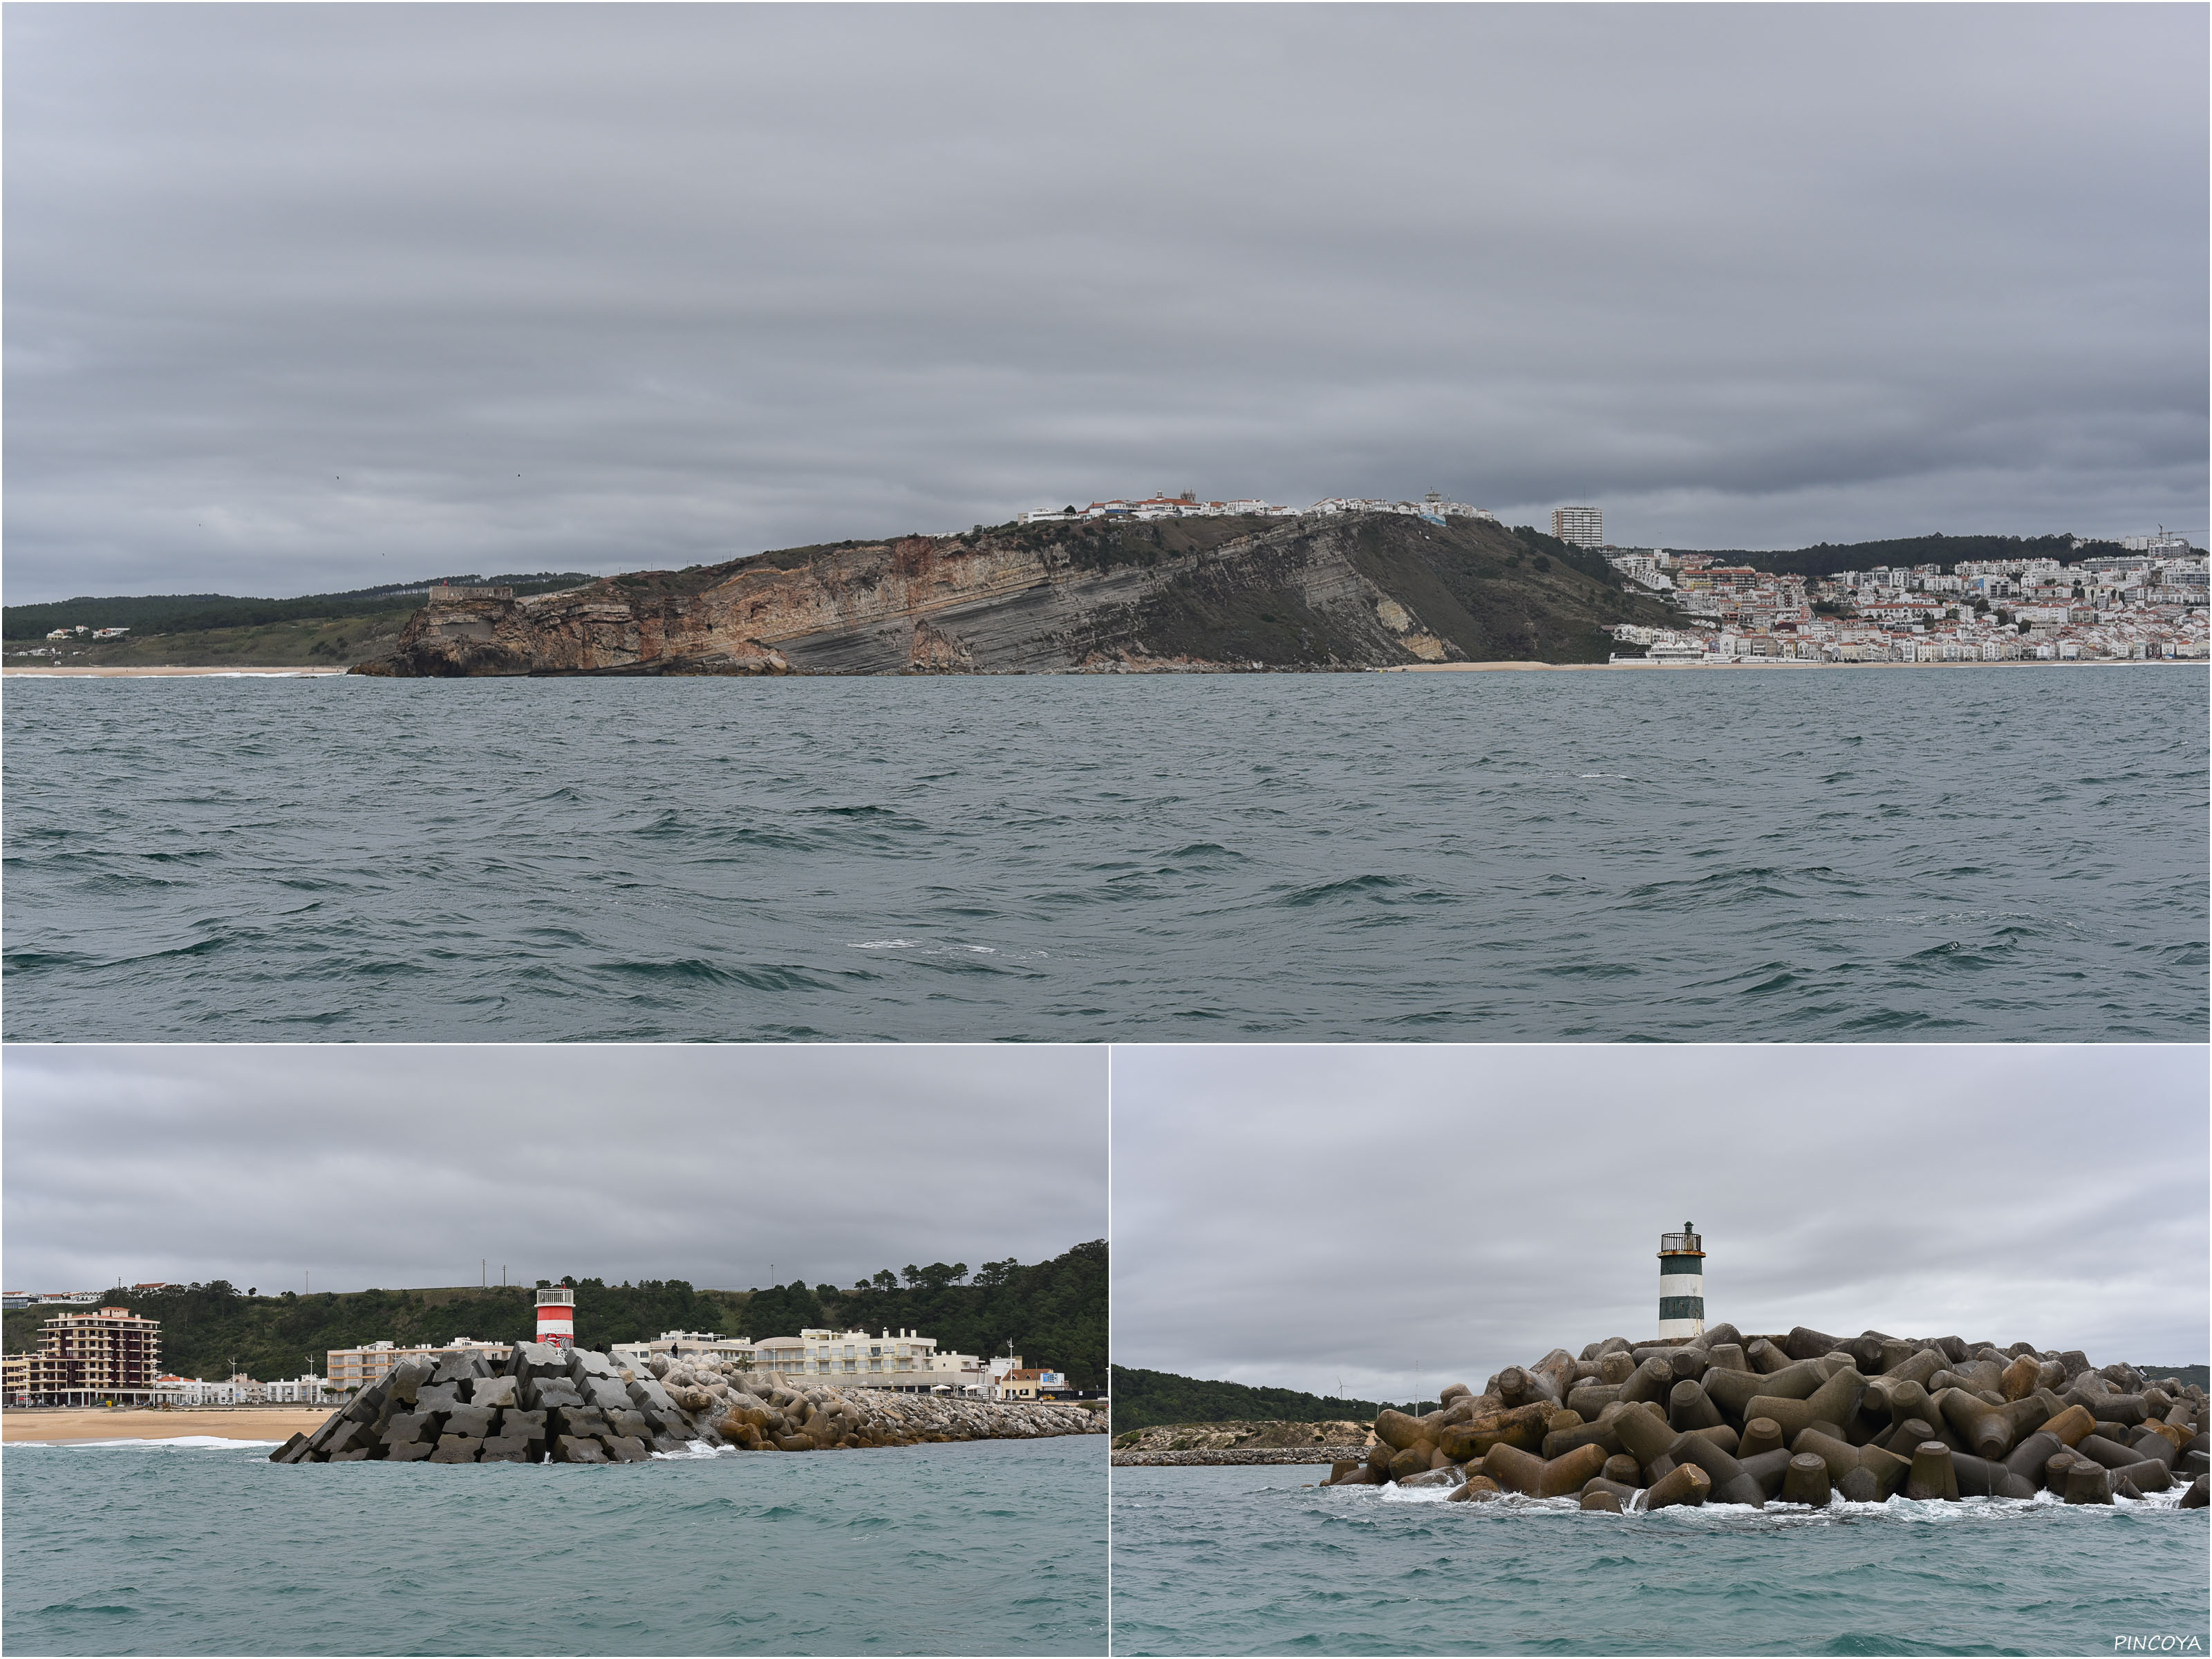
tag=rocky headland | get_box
[1320,1324,2209,1511]
[270,1341,1104,1465]
[351,512,1673,677]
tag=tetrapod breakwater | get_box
[270,1342,1105,1464]
[1323,1324,2209,1511]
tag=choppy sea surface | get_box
[4,668,2203,1041]
[1,1434,1104,1656]
[1109,1465,2210,1656]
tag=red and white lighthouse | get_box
[536,1286,575,1350]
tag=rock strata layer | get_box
[352,514,1665,677]
[270,1344,1104,1465]
[1320,1324,2209,1514]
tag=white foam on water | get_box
[846,938,1049,962]
[9,1435,283,1450]
[650,1439,735,1460]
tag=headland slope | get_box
[355,514,1672,676]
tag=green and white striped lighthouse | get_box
[1658,1223,1705,1339]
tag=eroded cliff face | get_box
[354,514,1667,676]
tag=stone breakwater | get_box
[1323,1324,2210,1512]
[270,1342,1103,1465]
[1114,1447,1370,1467]
[1110,1419,1374,1466]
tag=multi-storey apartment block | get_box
[325,1337,512,1392]
[1552,506,1603,547]
[21,1304,165,1404]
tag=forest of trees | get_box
[2,1241,1107,1392]
[735,1240,1106,1389]
[1108,1365,1416,1432]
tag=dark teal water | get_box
[4,669,2204,1041]
[2,1434,1104,1656]
[1109,1466,2211,1656]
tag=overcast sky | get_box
[1112,1045,2209,1402]
[6,4,2202,604]
[3,1045,1105,1294]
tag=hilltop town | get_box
[1602,534,2206,665]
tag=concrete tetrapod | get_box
[1739,1417,1785,1459]
[2064,1459,2115,1506]
[1706,1359,1824,1422]
[1668,1380,1725,1432]
[1947,1451,2038,1500]
[1781,1453,1832,1506]
[1905,1442,1961,1503]
[1613,1401,1765,1506]
[1743,1367,1866,1444]
[1644,1463,1712,1510]
[1362,1338,2206,1514]
[1483,1439,1611,1498]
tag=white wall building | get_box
[610,1331,758,1369]
[748,1327,980,1392]
[259,1374,332,1404]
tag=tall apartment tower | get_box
[1657,1224,1705,1339]
[26,1304,163,1404]
[1553,506,1603,548]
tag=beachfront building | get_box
[152,1373,254,1405]
[260,1374,333,1404]
[325,1336,512,1393]
[610,1331,758,1369]
[749,1327,980,1392]
[20,1304,165,1405]
[153,1373,331,1405]
[3,1353,30,1404]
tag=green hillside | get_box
[1087,514,1673,666]
[3,1241,1105,1390]
[1108,1365,1417,1431]
[2,573,596,668]
[3,573,594,639]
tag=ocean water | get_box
[3,668,2203,1042]
[1109,1465,2211,1656]
[1,1434,1105,1656]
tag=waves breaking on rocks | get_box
[1324,1322,2209,1514]
[270,1341,1103,1466]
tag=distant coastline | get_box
[2,666,348,678]
[7,659,2200,680]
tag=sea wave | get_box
[3,671,2203,1041]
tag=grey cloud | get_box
[2,1044,1105,1294]
[5,4,2204,603]
[1110,1045,2207,1401]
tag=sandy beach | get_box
[2,665,348,677]
[3,1407,330,1443]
